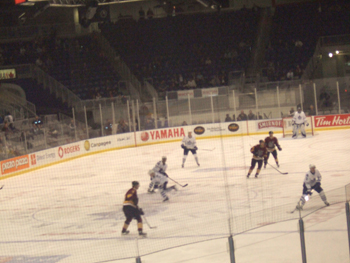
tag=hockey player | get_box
[181,131,199,168]
[153,156,168,174]
[148,170,177,202]
[121,181,147,237]
[264,131,282,168]
[296,164,330,210]
[247,140,267,178]
[292,106,309,138]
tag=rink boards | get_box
[1,113,350,179]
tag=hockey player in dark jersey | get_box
[247,140,267,178]
[264,131,282,168]
[121,181,147,237]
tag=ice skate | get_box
[139,231,147,237]
[163,197,169,202]
[181,164,184,168]
[324,201,330,206]
[121,230,129,235]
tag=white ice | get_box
[1,129,350,263]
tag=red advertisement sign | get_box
[30,154,36,165]
[58,145,80,159]
[1,155,30,175]
[314,114,350,128]
[258,120,283,129]
[141,128,186,142]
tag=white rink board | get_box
[1,114,350,179]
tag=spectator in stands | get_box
[145,118,154,130]
[205,57,212,65]
[1,122,10,140]
[147,8,154,19]
[308,105,316,116]
[295,40,303,48]
[248,110,256,120]
[286,69,294,80]
[289,107,295,116]
[31,122,44,136]
[319,89,331,108]
[0,115,3,124]
[117,119,129,134]
[210,75,220,87]
[257,113,263,119]
[186,77,197,88]
[139,7,145,19]
[157,118,162,128]
[48,124,58,139]
[237,110,248,121]
[139,103,149,128]
[69,119,76,137]
[4,112,14,130]
[182,121,188,126]
[104,119,113,136]
[232,114,236,121]
[225,114,232,122]
[95,91,102,100]
[33,116,43,127]
[196,72,204,87]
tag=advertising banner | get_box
[177,90,194,100]
[0,68,16,80]
[258,120,283,129]
[137,127,186,145]
[314,114,350,128]
[202,88,218,97]
[1,155,30,175]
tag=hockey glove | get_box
[194,146,198,150]
[139,208,144,215]
[306,190,312,196]
[181,144,186,149]
[277,146,282,151]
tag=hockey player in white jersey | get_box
[292,106,309,138]
[148,170,177,202]
[153,156,168,174]
[296,164,329,210]
[181,131,199,168]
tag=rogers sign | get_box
[258,120,283,129]
[58,145,80,158]
[314,114,350,128]
[141,128,186,142]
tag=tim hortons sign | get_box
[314,114,350,128]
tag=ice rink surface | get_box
[1,129,350,263]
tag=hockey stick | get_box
[267,163,288,175]
[167,176,188,187]
[200,147,216,151]
[0,185,4,190]
[143,215,157,229]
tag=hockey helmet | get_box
[297,106,302,111]
[132,181,140,187]
[148,170,155,175]
[269,131,273,135]
[162,156,167,160]
[259,139,264,144]
[309,164,316,169]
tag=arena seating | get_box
[0,36,121,100]
[101,10,260,92]
[264,0,350,81]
